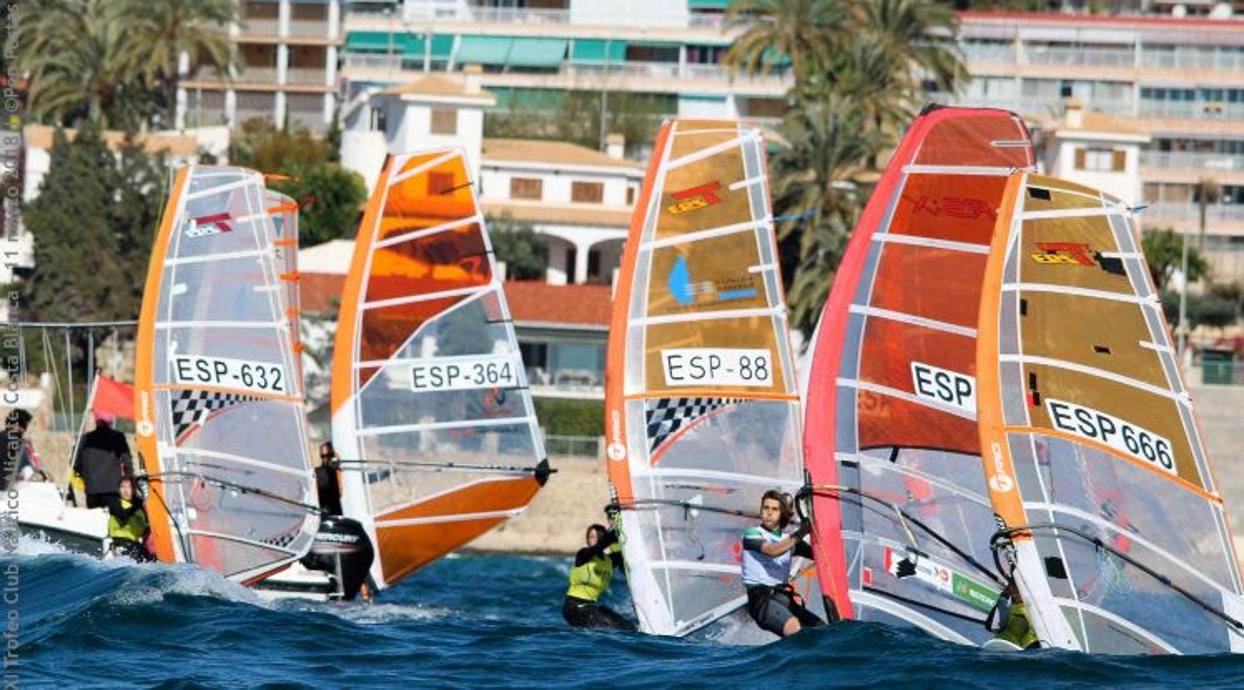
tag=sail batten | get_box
[331,147,547,590]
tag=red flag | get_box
[92,374,135,421]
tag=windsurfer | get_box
[985,582,1038,650]
[562,522,635,631]
[74,412,133,509]
[107,476,154,562]
[315,442,343,516]
[741,490,825,638]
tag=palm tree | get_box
[856,0,965,96]
[13,0,153,127]
[722,0,848,81]
[770,95,882,339]
[121,0,235,128]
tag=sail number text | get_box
[172,355,288,395]
[410,356,519,392]
[1046,399,1176,475]
[661,348,773,387]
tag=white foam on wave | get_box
[276,597,448,625]
[107,563,274,610]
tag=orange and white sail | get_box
[978,173,1244,653]
[604,119,814,640]
[331,148,548,591]
[135,166,318,583]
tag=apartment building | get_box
[178,0,345,133]
[951,10,1244,280]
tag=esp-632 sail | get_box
[135,166,319,582]
[804,106,1035,643]
[604,119,820,641]
[331,148,549,591]
[978,173,1244,654]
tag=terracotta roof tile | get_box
[379,74,496,102]
[482,138,642,170]
[24,124,199,156]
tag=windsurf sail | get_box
[977,173,1244,654]
[330,148,548,590]
[135,166,319,582]
[803,106,1035,643]
[604,119,813,639]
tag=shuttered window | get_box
[511,177,542,200]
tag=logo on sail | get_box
[183,212,234,239]
[906,195,995,221]
[667,180,722,215]
[667,256,757,306]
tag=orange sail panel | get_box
[978,173,1244,654]
[330,148,548,590]
[604,119,815,639]
[134,166,319,582]
[803,106,1035,643]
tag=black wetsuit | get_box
[75,426,132,508]
[315,464,343,516]
[562,531,635,631]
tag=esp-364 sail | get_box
[331,148,548,590]
[604,119,818,641]
[978,173,1244,654]
[135,166,318,582]
[804,107,1035,643]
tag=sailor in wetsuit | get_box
[741,490,825,638]
[107,476,154,562]
[986,582,1039,649]
[315,442,343,516]
[562,523,635,631]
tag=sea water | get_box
[8,546,1244,688]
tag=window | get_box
[1075,147,1125,172]
[510,177,543,200]
[430,107,457,135]
[627,186,636,205]
[571,181,603,204]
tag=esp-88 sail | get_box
[135,166,318,582]
[804,106,1034,643]
[978,173,1244,654]
[605,119,817,641]
[331,148,548,591]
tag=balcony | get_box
[1141,49,1244,72]
[239,17,280,37]
[289,19,332,39]
[286,67,328,86]
[526,366,603,400]
[1138,100,1244,121]
[1025,45,1135,69]
[235,66,279,84]
[1141,151,1244,173]
[962,43,1014,63]
[1145,202,1244,223]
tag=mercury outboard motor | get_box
[301,515,375,601]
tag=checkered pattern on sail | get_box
[171,389,260,440]
[644,397,742,455]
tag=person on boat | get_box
[74,412,133,509]
[563,522,635,631]
[741,490,825,638]
[1,409,41,489]
[315,441,343,516]
[107,476,154,562]
[986,582,1039,650]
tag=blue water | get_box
[9,546,1244,688]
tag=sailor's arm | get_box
[747,523,811,557]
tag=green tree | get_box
[723,0,846,79]
[122,0,235,128]
[860,0,964,96]
[1142,228,1209,292]
[21,125,165,324]
[488,215,549,280]
[231,120,367,245]
[13,0,158,127]
[770,95,882,339]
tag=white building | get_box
[342,71,642,285]
[1039,99,1152,206]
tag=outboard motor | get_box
[301,516,375,601]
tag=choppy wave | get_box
[4,552,1243,688]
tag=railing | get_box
[1024,45,1135,69]
[1144,202,1244,223]
[1140,151,1244,172]
[543,435,602,458]
[1138,100,1244,121]
[962,42,1015,63]
[468,7,571,25]
[286,67,328,85]
[239,17,280,36]
[288,18,331,38]
[1140,49,1244,72]
[235,108,276,126]
[568,61,681,80]
[235,66,279,84]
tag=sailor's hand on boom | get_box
[760,522,810,557]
